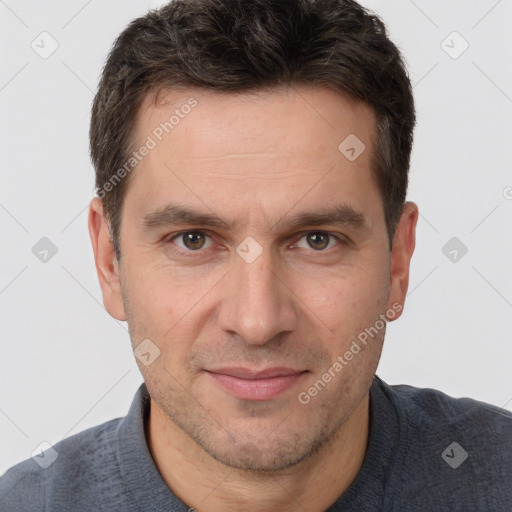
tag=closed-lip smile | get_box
[204,366,308,400]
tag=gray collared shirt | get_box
[1,375,511,511]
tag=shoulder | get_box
[0,417,123,512]
[378,378,512,510]
[384,379,511,442]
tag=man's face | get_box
[92,86,413,471]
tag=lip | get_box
[204,367,308,401]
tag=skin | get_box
[88,85,418,512]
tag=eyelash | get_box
[164,230,346,258]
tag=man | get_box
[1,0,510,510]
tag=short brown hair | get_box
[90,0,416,262]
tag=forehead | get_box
[134,85,376,158]
[126,86,381,225]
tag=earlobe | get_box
[386,201,419,321]
[88,198,127,321]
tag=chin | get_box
[194,423,333,473]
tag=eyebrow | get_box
[140,203,366,233]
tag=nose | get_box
[217,245,298,346]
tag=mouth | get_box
[204,367,308,401]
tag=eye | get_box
[165,230,344,257]
[168,231,213,253]
[294,231,341,251]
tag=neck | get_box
[146,393,370,512]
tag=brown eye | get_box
[181,231,207,250]
[306,232,330,250]
[166,230,214,258]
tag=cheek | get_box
[126,280,198,385]
[304,263,389,326]
[125,273,207,363]
[126,255,189,310]
[120,262,179,349]
[293,269,389,372]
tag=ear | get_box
[386,201,418,321]
[88,198,127,321]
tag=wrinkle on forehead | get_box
[133,85,377,153]
[126,85,382,230]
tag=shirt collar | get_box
[115,382,189,511]
[115,375,399,511]
[327,374,400,511]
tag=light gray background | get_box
[1,0,511,474]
